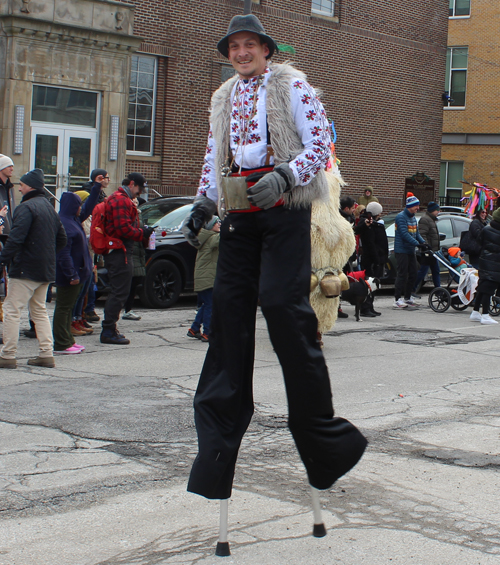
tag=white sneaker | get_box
[393,298,408,309]
[481,314,498,325]
[470,311,482,322]
[122,311,141,321]
[404,298,416,305]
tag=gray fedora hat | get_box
[217,14,278,59]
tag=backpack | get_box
[89,199,126,255]
[459,228,481,256]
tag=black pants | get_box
[124,276,144,313]
[187,206,367,499]
[102,249,133,330]
[394,252,418,300]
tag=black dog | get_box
[341,276,380,321]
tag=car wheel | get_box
[144,259,182,309]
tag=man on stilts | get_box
[182,12,367,551]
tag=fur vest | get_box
[210,63,329,212]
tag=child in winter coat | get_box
[187,216,220,342]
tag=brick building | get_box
[1,1,448,211]
[441,0,500,207]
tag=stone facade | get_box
[442,1,500,198]
[0,0,141,197]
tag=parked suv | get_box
[138,196,196,308]
[381,211,472,285]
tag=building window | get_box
[312,0,335,17]
[444,47,468,108]
[127,55,157,155]
[449,0,470,17]
[440,161,464,205]
[32,85,98,128]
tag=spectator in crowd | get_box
[100,172,152,345]
[187,215,220,342]
[355,201,388,317]
[0,168,67,368]
[0,154,15,235]
[53,177,101,354]
[413,201,441,293]
[122,197,146,321]
[70,180,107,334]
[357,185,379,207]
[339,196,356,225]
[467,208,488,269]
[469,207,500,325]
[393,193,427,309]
[338,196,357,318]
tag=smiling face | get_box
[227,31,269,79]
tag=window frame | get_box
[444,47,468,109]
[449,0,471,19]
[127,54,158,157]
[440,161,464,204]
[311,0,335,18]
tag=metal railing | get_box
[439,195,465,207]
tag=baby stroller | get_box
[428,248,500,315]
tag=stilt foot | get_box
[313,523,327,537]
[215,541,231,556]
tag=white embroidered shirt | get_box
[197,67,332,202]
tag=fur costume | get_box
[310,170,356,334]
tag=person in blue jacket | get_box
[393,193,428,308]
[53,178,101,353]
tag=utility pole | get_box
[243,0,252,14]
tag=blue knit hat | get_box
[406,193,420,208]
[427,201,440,213]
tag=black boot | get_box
[100,327,130,345]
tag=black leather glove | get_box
[142,226,154,241]
[246,162,295,210]
[181,197,217,248]
[418,243,431,253]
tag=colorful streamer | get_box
[460,180,500,217]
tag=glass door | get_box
[30,126,97,207]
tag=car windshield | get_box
[140,199,191,226]
[154,204,194,232]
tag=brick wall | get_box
[442,1,500,192]
[126,0,448,211]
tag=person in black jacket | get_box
[469,207,500,325]
[355,201,388,316]
[467,208,488,269]
[0,169,67,368]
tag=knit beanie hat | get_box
[406,192,420,208]
[366,202,383,216]
[75,190,90,203]
[91,168,108,182]
[492,208,500,223]
[205,215,220,230]
[427,201,440,213]
[448,247,461,258]
[20,168,44,190]
[0,154,14,171]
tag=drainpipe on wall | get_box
[243,0,252,14]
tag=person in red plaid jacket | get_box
[100,172,153,345]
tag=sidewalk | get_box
[1,295,499,564]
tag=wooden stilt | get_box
[215,499,231,556]
[311,486,327,537]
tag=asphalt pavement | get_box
[1,291,500,565]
